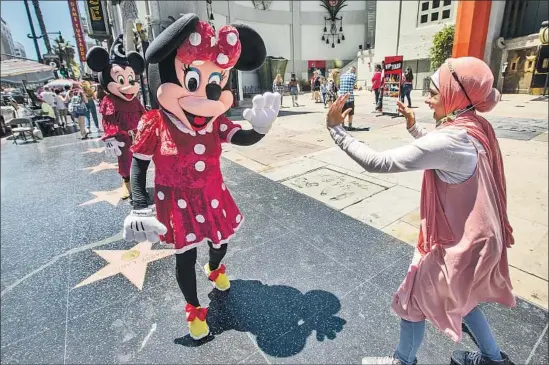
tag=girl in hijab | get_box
[326,57,516,365]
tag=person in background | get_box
[40,99,56,120]
[338,66,357,130]
[54,89,68,127]
[68,87,89,139]
[288,73,299,107]
[320,77,328,108]
[313,73,322,103]
[377,60,386,112]
[371,64,382,111]
[40,86,58,124]
[62,84,75,124]
[82,81,100,133]
[325,71,338,109]
[400,67,414,108]
[272,74,285,107]
[327,57,516,365]
[310,72,317,100]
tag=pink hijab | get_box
[418,57,514,255]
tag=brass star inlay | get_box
[80,161,118,174]
[82,147,105,154]
[79,186,126,207]
[74,241,174,290]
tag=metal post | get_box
[24,0,43,63]
[396,0,402,55]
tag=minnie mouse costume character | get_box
[86,35,146,199]
[122,14,280,340]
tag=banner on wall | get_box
[68,0,88,63]
[381,55,403,116]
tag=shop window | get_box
[443,0,451,5]
[431,12,439,21]
[421,2,429,11]
[420,14,428,24]
[510,60,518,71]
[432,0,440,9]
[525,56,536,72]
[442,9,451,19]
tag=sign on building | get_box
[68,0,88,63]
[83,0,110,39]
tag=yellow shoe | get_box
[204,263,231,291]
[121,180,130,200]
[185,304,209,340]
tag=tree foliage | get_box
[429,25,455,71]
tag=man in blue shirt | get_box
[338,66,357,130]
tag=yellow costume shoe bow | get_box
[185,304,209,340]
[204,263,231,291]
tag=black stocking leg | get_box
[208,242,228,271]
[175,249,200,307]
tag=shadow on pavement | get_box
[174,279,346,357]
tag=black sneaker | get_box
[451,351,514,365]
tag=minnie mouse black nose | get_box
[206,83,222,101]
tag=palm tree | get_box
[31,0,52,54]
[53,37,80,79]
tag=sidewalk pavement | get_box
[224,90,549,309]
[0,132,547,364]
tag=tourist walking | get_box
[54,89,68,127]
[288,73,299,107]
[68,88,89,139]
[400,67,414,108]
[338,66,357,130]
[371,64,382,110]
[272,74,285,107]
[326,57,516,365]
[82,81,100,133]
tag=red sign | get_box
[383,55,403,75]
[68,0,87,63]
[308,60,327,69]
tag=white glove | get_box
[243,92,281,134]
[104,138,125,158]
[123,208,167,243]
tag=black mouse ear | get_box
[145,13,200,64]
[126,51,145,75]
[86,46,109,72]
[232,24,266,71]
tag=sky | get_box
[1,0,88,61]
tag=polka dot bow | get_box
[176,21,241,69]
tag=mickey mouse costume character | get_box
[122,14,280,340]
[86,35,146,199]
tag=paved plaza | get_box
[1,92,547,364]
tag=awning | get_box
[0,58,56,85]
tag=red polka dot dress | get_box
[131,109,244,253]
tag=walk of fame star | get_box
[74,241,174,290]
[82,147,105,154]
[79,186,126,207]
[80,161,118,174]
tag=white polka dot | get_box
[222,183,226,190]
[226,32,238,46]
[219,124,228,132]
[155,129,159,136]
[222,209,227,217]
[157,191,165,200]
[137,121,145,131]
[177,199,187,209]
[192,60,204,66]
[217,53,229,65]
[196,214,205,223]
[217,231,222,239]
[195,161,205,172]
[194,144,205,155]
[211,37,217,47]
[189,32,201,46]
[211,199,219,208]
[186,233,196,242]
[236,214,242,223]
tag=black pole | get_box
[24,0,42,63]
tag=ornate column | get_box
[452,0,492,59]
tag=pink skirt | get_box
[154,181,243,253]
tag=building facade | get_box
[13,42,26,58]
[1,17,15,60]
